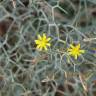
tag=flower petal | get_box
[36,45,40,49]
[47,38,51,41]
[35,40,40,44]
[76,44,80,49]
[44,46,48,50]
[70,44,74,48]
[80,50,85,53]
[43,33,46,39]
[47,43,51,46]
[38,34,42,40]
[67,48,72,52]
[74,55,77,59]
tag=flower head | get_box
[93,48,96,54]
[67,43,85,59]
[90,50,96,54]
[35,33,51,51]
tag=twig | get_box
[83,38,96,42]
[10,0,16,8]
[79,73,88,93]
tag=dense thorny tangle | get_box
[0,0,96,96]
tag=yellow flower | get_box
[67,43,85,59]
[35,33,51,51]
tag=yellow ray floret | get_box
[35,33,51,51]
[67,43,85,59]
